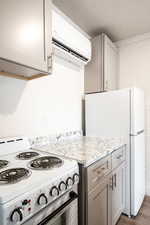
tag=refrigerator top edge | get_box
[85,87,144,97]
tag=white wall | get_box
[117,33,150,195]
[0,57,84,138]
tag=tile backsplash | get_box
[29,130,83,148]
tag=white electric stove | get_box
[0,137,79,225]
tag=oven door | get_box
[37,192,78,225]
[22,191,78,225]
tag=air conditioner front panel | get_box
[52,10,91,60]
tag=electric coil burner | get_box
[16,151,39,160]
[0,160,9,169]
[0,168,31,184]
[29,156,63,170]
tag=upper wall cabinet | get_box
[85,33,118,93]
[0,0,52,80]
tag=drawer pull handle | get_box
[93,162,107,173]
[116,155,122,160]
[101,167,105,170]
[97,167,106,175]
[97,171,101,175]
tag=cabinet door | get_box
[85,35,104,93]
[111,164,125,225]
[0,0,52,73]
[104,35,118,91]
[88,177,111,225]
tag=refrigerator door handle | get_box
[130,130,144,136]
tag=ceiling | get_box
[53,0,150,41]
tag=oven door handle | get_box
[38,191,78,225]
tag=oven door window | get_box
[38,192,78,225]
[45,212,66,225]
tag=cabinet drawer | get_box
[87,156,111,192]
[112,147,125,170]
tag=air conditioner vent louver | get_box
[52,38,70,53]
[52,38,89,63]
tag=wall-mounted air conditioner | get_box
[52,8,91,67]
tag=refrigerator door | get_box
[85,89,130,138]
[130,88,145,135]
[131,132,145,216]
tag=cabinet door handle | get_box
[110,176,113,190]
[114,174,117,187]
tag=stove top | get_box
[29,156,63,170]
[0,137,78,204]
[16,151,39,160]
[0,160,9,169]
[0,137,79,225]
[0,168,31,184]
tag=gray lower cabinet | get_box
[88,176,111,225]
[111,163,125,225]
[85,147,126,225]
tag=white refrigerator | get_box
[85,88,145,217]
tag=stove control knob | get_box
[50,186,59,197]
[66,177,73,187]
[10,208,23,223]
[37,194,48,206]
[73,173,80,184]
[59,181,66,192]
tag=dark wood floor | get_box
[117,196,150,225]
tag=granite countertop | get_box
[34,137,126,167]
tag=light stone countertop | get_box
[34,136,126,167]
